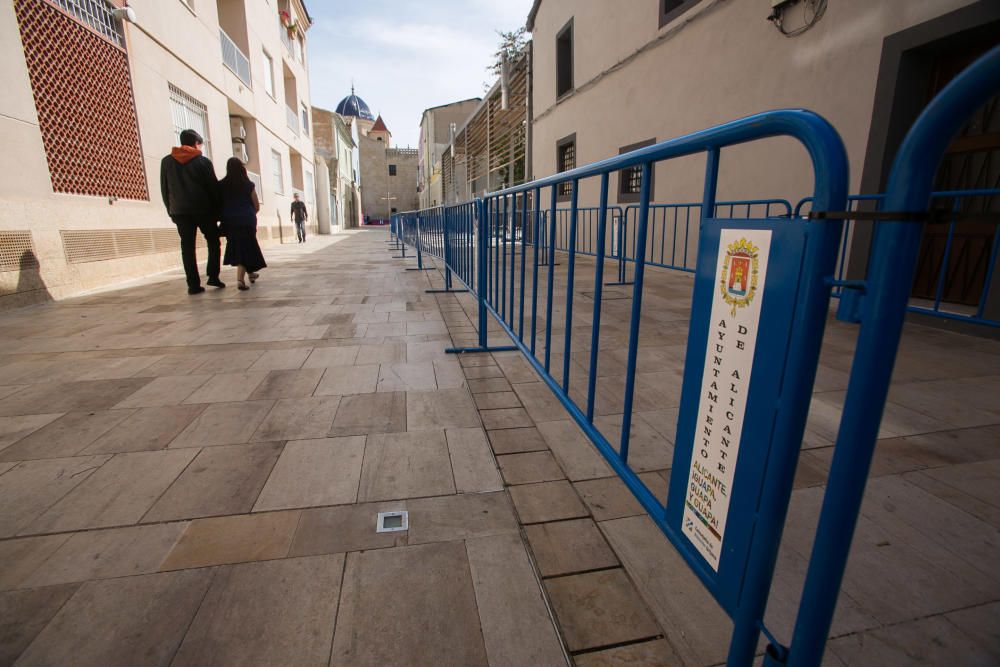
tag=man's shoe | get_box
[207,278,226,288]
[188,286,206,295]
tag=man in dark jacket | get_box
[160,129,224,294]
[291,193,308,243]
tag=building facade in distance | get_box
[1,0,316,306]
[335,89,418,222]
[418,98,480,209]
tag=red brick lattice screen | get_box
[14,0,148,200]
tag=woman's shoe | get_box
[248,272,258,284]
[237,281,249,291]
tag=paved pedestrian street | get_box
[0,229,997,666]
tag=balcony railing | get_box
[279,23,303,63]
[286,105,299,134]
[220,28,251,87]
[279,24,293,54]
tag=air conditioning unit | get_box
[232,141,249,164]
[229,116,247,140]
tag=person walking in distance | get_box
[219,158,267,290]
[160,129,225,294]
[291,192,308,243]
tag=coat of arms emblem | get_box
[719,238,760,316]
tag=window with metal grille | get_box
[389,164,397,176]
[660,0,697,28]
[169,84,211,159]
[263,50,275,97]
[617,138,655,203]
[51,0,123,46]
[271,149,284,194]
[556,18,574,98]
[556,133,575,200]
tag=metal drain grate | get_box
[376,510,408,533]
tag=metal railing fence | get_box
[219,28,251,87]
[794,189,1000,327]
[388,44,1000,667]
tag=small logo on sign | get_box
[719,238,760,316]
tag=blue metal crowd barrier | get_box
[614,199,793,282]
[794,189,1000,327]
[387,45,1000,667]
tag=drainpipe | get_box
[526,40,534,183]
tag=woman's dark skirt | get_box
[223,225,267,273]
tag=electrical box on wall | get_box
[232,141,249,164]
[229,116,247,140]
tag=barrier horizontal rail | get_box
[794,189,1000,327]
[387,42,1000,667]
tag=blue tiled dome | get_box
[335,88,374,121]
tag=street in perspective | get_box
[0,1,998,666]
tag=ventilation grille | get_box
[0,232,39,272]
[14,0,148,200]
[61,228,205,264]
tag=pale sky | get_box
[306,0,534,148]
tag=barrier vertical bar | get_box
[406,215,431,271]
[501,195,508,321]
[562,180,580,391]
[618,162,654,464]
[544,186,558,372]
[931,199,960,313]
[587,174,611,421]
[509,195,518,328]
[519,193,529,339]
[478,200,489,348]
[531,189,542,354]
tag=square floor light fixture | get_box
[376,510,408,533]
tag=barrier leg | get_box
[447,199,516,354]
[606,215,634,286]
[391,220,407,258]
[406,217,432,271]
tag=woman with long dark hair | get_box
[219,157,266,290]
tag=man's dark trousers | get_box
[172,215,220,289]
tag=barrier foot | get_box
[761,643,789,666]
[425,288,468,294]
[605,280,635,286]
[391,255,407,259]
[405,267,432,271]
[445,345,518,354]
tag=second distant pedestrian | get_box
[291,192,308,243]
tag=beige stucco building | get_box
[527,0,1000,319]
[1,0,315,307]
[418,98,480,209]
[313,106,361,232]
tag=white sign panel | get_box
[682,228,772,570]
